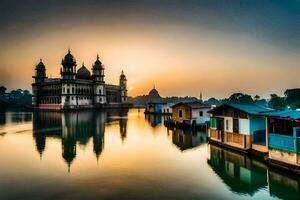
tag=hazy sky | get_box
[0,0,299,98]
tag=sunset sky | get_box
[0,0,299,99]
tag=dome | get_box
[94,54,102,66]
[148,86,161,98]
[92,54,104,71]
[76,64,91,79]
[62,49,76,65]
[149,88,159,96]
[36,59,45,69]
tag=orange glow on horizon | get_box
[0,23,299,98]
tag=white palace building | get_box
[32,49,129,110]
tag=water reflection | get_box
[2,109,300,199]
[146,113,208,151]
[207,144,268,195]
[145,114,162,127]
[0,114,5,126]
[169,128,207,151]
[0,112,32,127]
[32,109,128,170]
[269,169,300,200]
[207,144,300,200]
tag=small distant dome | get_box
[36,59,45,69]
[148,86,161,98]
[62,49,76,65]
[76,64,91,79]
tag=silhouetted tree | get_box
[284,89,300,110]
[253,95,268,107]
[0,88,32,107]
[228,93,254,104]
[205,97,220,106]
[0,86,6,95]
[269,94,285,110]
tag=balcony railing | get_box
[209,129,250,149]
[268,133,297,153]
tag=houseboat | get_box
[263,110,300,172]
[161,103,174,115]
[145,101,166,114]
[208,103,272,154]
[171,101,212,128]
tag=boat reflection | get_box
[269,169,300,200]
[145,114,162,127]
[207,144,268,195]
[32,109,128,170]
[170,128,207,151]
[207,144,300,200]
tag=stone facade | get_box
[32,50,128,110]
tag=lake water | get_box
[0,109,299,200]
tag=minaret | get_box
[92,54,105,83]
[119,70,127,103]
[199,92,203,102]
[60,49,77,108]
[32,59,47,106]
[33,59,46,83]
[92,54,106,104]
[60,49,76,80]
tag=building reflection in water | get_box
[207,144,268,195]
[145,114,162,127]
[170,128,207,151]
[268,169,300,200]
[32,109,128,170]
[106,109,128,142]
[207,144,300,200]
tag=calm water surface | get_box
[0,109,299,200]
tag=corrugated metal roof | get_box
[209,103,273,115]
[264,110,300,120]
[172,101,211,109]
[147,101,166,104]
[227,103,273,115]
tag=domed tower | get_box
[93,54,106,104]
[60,49,77,108]
[32,59,47,106]
[92,54,104,83]
[33,59,47,83]
[60,49,76,80]
[119,70,127,103]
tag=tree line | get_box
[0,86,32,109]
[1,85,300,111]
[204,89,300,110]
